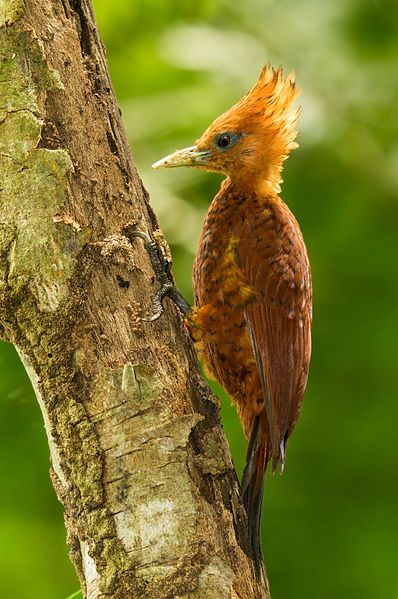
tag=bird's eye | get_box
[214,131,242,151]
[216,133,232,149]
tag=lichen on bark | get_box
[93,363,204,581]
[0,0,24,28]
[0,28,86,311]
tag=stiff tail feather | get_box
[241,415,268,574]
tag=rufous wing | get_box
[239,199,312,470]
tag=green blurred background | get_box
[1,0,397,597]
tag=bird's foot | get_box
[124,225,190,321]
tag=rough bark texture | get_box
[0,1,270,597]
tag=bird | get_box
[142,65,312,573]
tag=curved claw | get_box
[141,282,175,322]
[141,312,163,323]
[126,228,191,320]
[128,230,151,243]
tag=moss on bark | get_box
[0,0,24,27]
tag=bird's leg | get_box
[124,226,190,321]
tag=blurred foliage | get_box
[1,0,397,597]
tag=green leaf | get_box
[65,591,83,599]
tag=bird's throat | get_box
[228,161,284,197]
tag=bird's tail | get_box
[241,415,268,575]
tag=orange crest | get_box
[202,65,301,164]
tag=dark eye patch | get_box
[214,131,243,151]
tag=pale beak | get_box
[152,145,211,169]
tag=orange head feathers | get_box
[153,65,301,194]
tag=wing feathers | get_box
[239,199,312,467]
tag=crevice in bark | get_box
[59,0,71,20]
[70,0,93,57]
[38,118,62,149]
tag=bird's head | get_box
[153,66,301,194]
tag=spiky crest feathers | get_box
[200,65,301,168]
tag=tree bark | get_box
[0,1,270,597]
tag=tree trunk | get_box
[0,1,270,597]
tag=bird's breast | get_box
[191,201,258,396]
